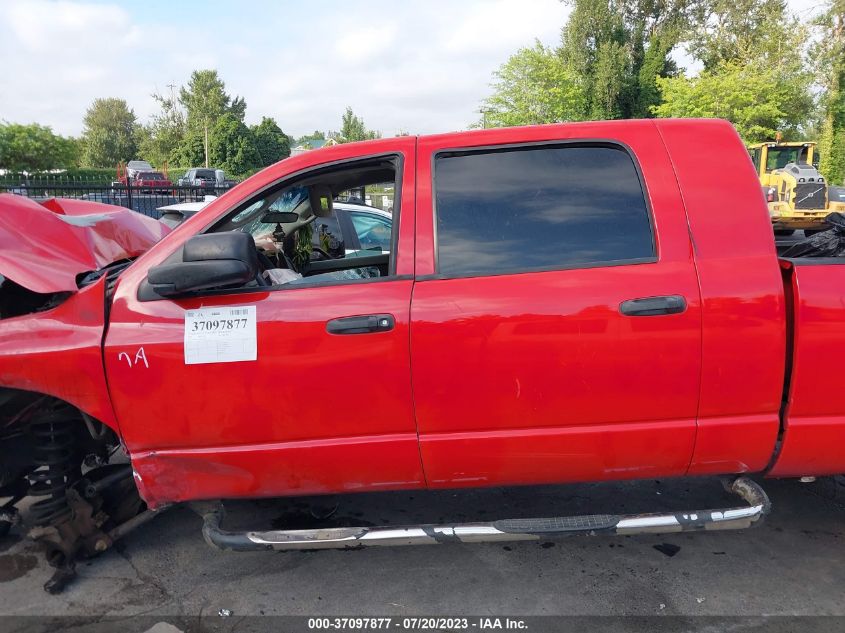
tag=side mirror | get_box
[147,232,259,297]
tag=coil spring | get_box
[27,412,77,526]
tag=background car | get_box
[321,204,393,257]
[133,170,173,193]
[177,168,218,190]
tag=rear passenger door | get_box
[411,123,702,488]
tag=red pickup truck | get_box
[1,119,843,588]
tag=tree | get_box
[169,131,205,169]
[653,61,813,142]
[339,107,380,142]
[138,90,186,168]
[815,0,845,184]
[209,113,261,177]
[480,41,585,127]
[654,0,812,144]
[0,122,78,172]
[687,0,806,72]
[251,117,291,166]
[558,0,689,120]
[179,70,246,166]
[81,98,138,168]
[634,31,676,118]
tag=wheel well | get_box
[0,387,118,497]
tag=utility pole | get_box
[478,108,493,129]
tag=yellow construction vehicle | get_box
[748,139,845,234]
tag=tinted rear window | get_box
[434,144,654,277]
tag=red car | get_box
[1,119,843,590]
[116,169,173,193]
[131,170,173,193]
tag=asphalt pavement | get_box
[0,475,843,627]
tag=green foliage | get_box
[179,69,243,132]
[633,33,675,118]
[292,223,314,270]
[557,0,689,120]
[81,98,138,168]
[560,0,624,119]
[169,131,205,169]
[0,122,79,172]
[653,60,813,142]
[480,0,689,126]
[178,69,247,166]
[481,0,822,154]
[687,0,805,72]
[339,107,380,142]
[590,40,629,119]
[251,117,291,166]
[815,1,845,184]
[209,113,261,177]
[138,91,186,169]
[1,168,119,184]
[653,0,811,144]
[480,41,585,127]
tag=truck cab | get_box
[2,119,845,585]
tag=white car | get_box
[157,196,217,229]
[156,197,392,258]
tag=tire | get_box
[774,229,795,236]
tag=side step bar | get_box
[201,477,770,552]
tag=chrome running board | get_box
[201,477,770,552]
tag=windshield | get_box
[195,169,215,179]
[217,185,311,238]
[766,147,806,171]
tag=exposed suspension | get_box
[1,390,157,594]
[27,410,79,527]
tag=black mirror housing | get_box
[148,232,259,297]
[260,211,299,224]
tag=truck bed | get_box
[768,258,845,476]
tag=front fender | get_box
[0,275,119,432]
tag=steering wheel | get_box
[257,251,276,270]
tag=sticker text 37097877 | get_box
[184,306,257,365]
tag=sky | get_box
[0,0,826,139]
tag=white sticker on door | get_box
[184,305,257,365]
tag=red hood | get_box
[0,194,170,294]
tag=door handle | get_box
[326,314,395,335]
[619,295,687,317]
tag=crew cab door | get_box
[411,122,702,487]
[103,138,421,507]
